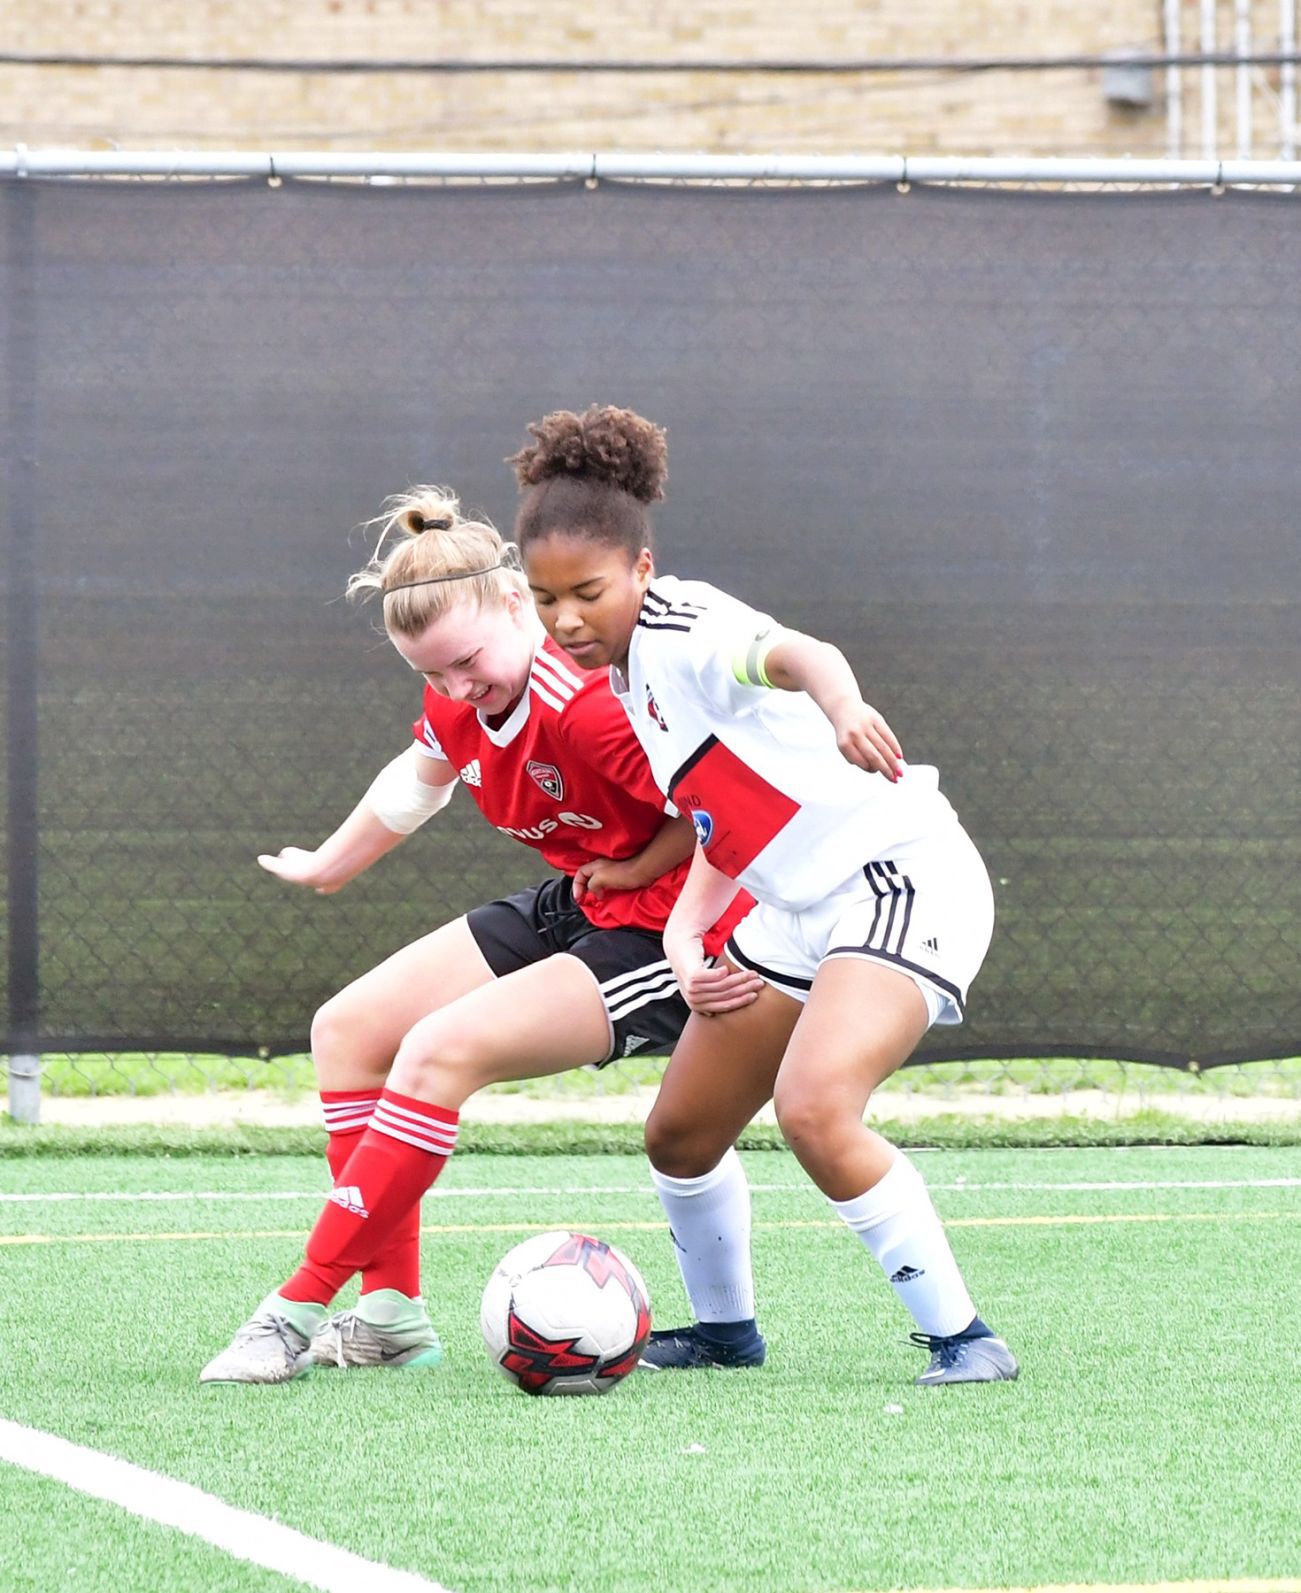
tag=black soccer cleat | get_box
[638,1323,767,1371]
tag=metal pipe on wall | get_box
[1165,0,1184,156]
[1202,0,1220,156]
[1235,0,1254,155]
[6,149,1301,184]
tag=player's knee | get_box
[310,993,385,1083]
[389,1022,491,1104]
[644,1108,721,1179]
[772,1082,840,1150]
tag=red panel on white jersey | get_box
[670,735,802,880]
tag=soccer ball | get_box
[480,1230,652,1396]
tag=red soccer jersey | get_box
[412,634,746,948]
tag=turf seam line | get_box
[3,1211,1295,1247]
[0,1416,452,1593]
[2,1176,1298,1205]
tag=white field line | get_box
[855,1579,1301,1593]
[1,1177,1298,1206]
[0,1417,451,1593]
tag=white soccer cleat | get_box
[308,1290,444,1371]
[912,1326,1020,1386]
[199,1298,322,1385]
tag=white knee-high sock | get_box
[649,1148,756,1324]
[831,1153,977,1339]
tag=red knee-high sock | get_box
[281,1089,459,1307]
[319,1090,424,1300]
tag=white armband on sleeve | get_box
[365,746,456,835]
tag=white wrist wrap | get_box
[365,747,456,835]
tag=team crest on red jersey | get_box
[645,687,669,732]
[526,760,565,801]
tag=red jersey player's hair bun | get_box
[347,486,528,640]
[509,405,667,505]
[509,405,667,560]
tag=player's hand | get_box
[256,847,343,895]
[665,932,765,1016]
[572,858,643,903]
[829,700,904,780]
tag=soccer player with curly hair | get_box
[514,405,1018,1386]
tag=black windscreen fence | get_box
[2,177,1298,1066]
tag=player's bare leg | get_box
[646,978,800,1176]
[310,916,496,1092]
[770,959,928,1200]
[639,976,801,1371]
[772,959,1017,1385]
[385,949,613,1104]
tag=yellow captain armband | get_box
[730,627,783,689]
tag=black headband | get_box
[384,544,523,596]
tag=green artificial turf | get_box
[1,1146,1299,1592]
[4,1113,1301,1159]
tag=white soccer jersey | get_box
[611,576,957,912]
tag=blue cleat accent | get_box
[638,1323,767,1370]
[911,1324,1019,1385]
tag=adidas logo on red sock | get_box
[328,1184,369,1219]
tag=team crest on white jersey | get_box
[645,686,669,732]
[526,760,565,800]
[459,759,482,787]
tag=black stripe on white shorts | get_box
[724,935,814,998]
[827,862,964,1013]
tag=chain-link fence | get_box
[29,1050,1301,1130]
[4,159,1299,1119]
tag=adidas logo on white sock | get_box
[890,1264,926,1284]
[328,1184,369,1219]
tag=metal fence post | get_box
[7,1055,41,1124]
[4,178,42,1124]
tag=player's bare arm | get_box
[762,631,904,781]
[572,811,697,901]
[257,747,458,894]
[662,846,765,1015]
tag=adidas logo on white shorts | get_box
[328,1184,369,1219]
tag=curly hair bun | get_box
[508,404,667,504]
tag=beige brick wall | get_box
[1,1,1295,159]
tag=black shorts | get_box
[466,876,689,1067]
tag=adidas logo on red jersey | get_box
[459,760,482,787]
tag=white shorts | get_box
[725,821,995,1028]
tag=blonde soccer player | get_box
[200,491,756,1385]
[515,405,1018,1386]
